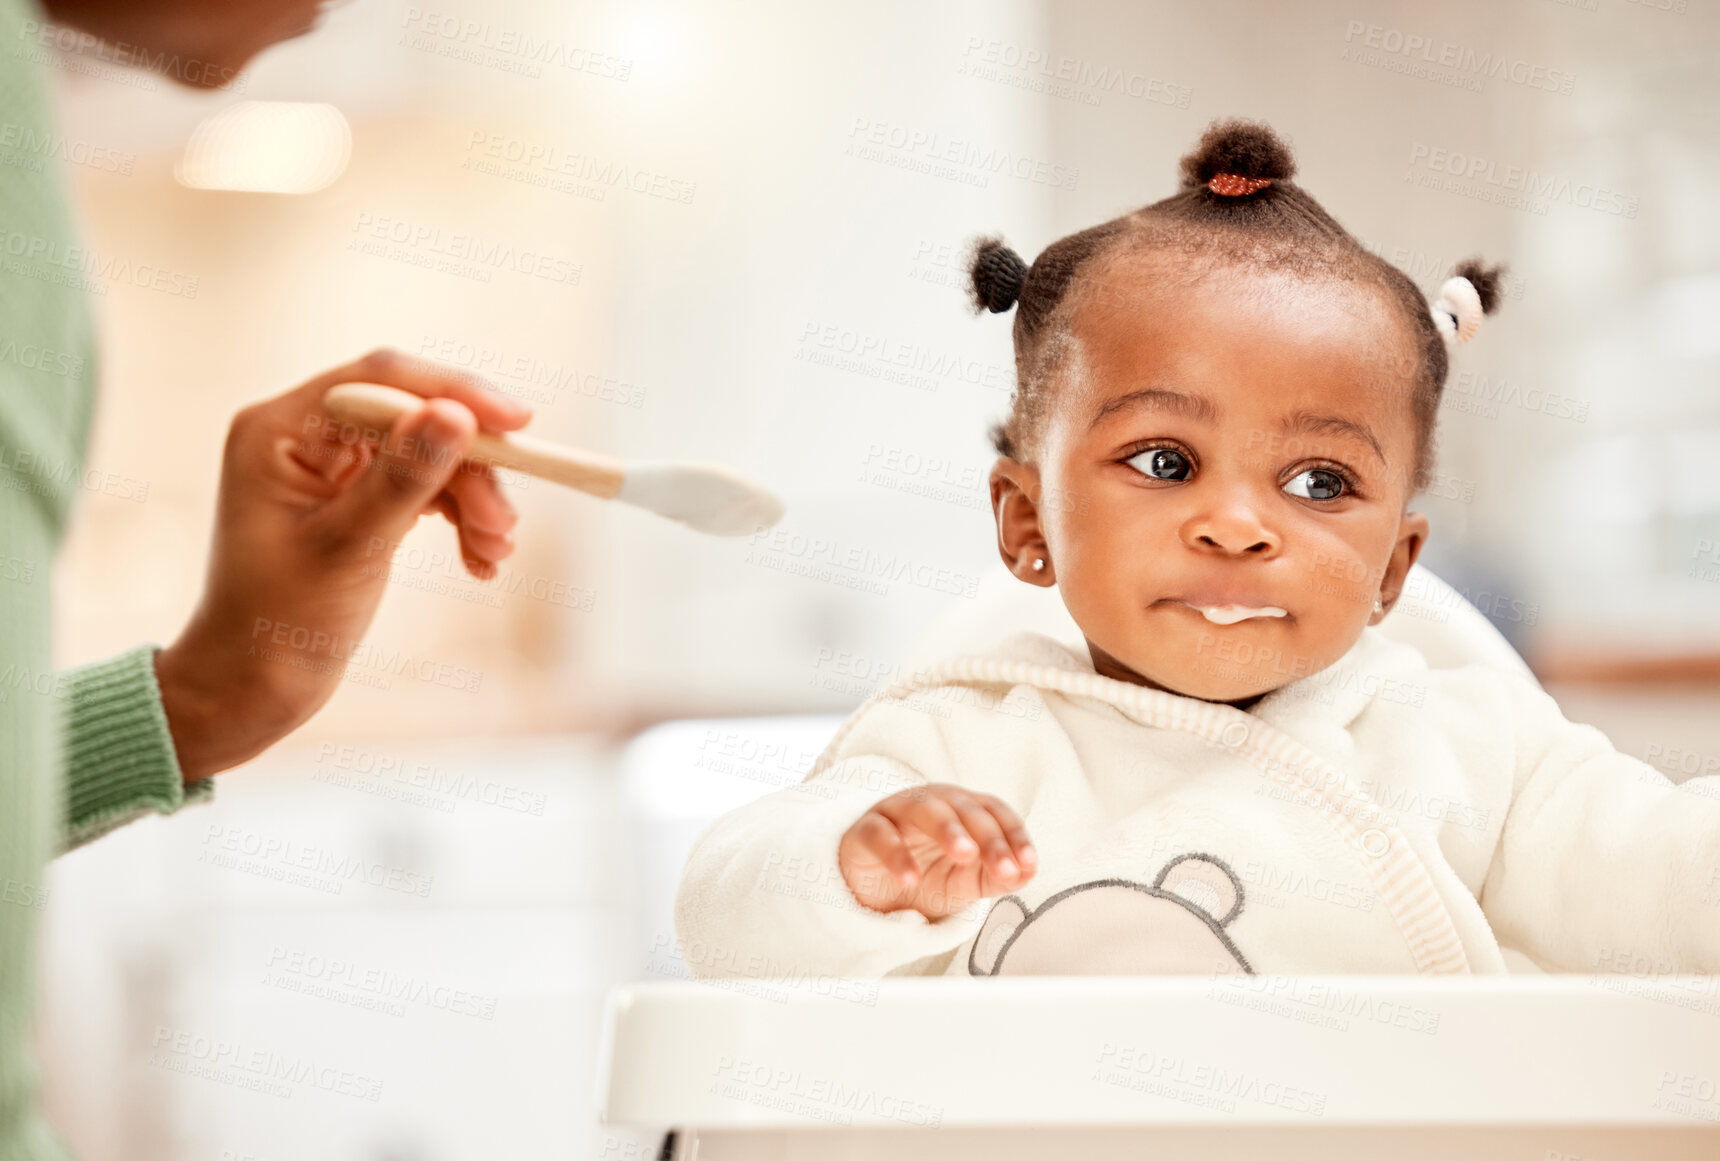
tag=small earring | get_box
[1373,597,1385,614]
[1031,557,1046,572]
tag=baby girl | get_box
[676,121,1720,979]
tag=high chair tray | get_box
[598,975,1720,1130]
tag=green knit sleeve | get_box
[59,644,214,851]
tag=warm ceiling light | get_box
[176,101,351,194]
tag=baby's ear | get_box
[990,459,1055,587]
[968,896,1029,975]
[1376,511,1430,623]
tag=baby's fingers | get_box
[879,791,978,865]
[977,793,1038,875]
[944,791,1028,886]
[846,811,921,895]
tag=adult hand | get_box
[153,349,531,781]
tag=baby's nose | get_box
[1195,530,1274,554]
[1184,509,1281,557]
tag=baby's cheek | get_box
[1057,558,1136,650]
[1285,602,1371,685]
[1056,508,1145,598]
[1294,537,1389,616]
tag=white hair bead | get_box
[1432,276,1484,344]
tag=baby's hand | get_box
[838,783,1037,919]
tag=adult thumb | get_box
[323,397,476,547]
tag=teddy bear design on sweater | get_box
[966,853,1254,976]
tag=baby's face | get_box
[995,256,1429,703]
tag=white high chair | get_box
[600,566,1720,1160]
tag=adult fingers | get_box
[311,397,476,556]
[458,525,512,576]
[442,463,519,537]
[427,487,513,578]
[298,347,532,433]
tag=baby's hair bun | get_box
[1179,119,1297,189]
[968,235,1028,314]
[1453,257,1506,314]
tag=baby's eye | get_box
[1127,448,1192,481]
[1284,468,1347,501]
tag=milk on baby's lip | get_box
[1196,605,1288,626]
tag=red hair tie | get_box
[1208,173,1272,196]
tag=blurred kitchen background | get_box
[28,0,1720,1157]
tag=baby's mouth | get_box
[1164,600,1289,626]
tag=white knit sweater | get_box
[675,626,1720,979]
